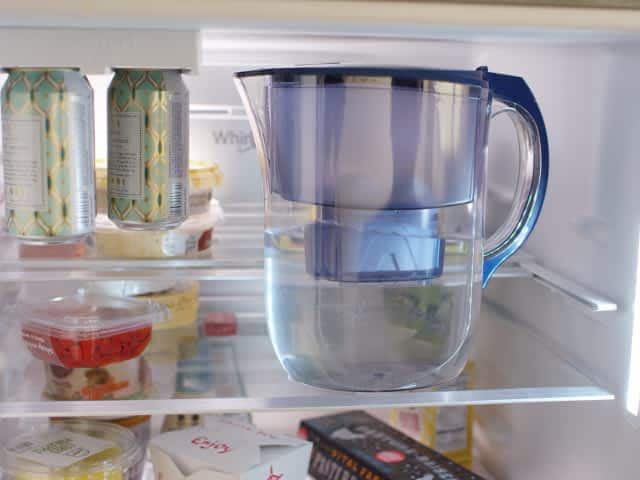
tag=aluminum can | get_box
[108,68,189,230]
[2,67,95,243]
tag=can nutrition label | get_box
[109,111,144,201]
[2,117,47,210]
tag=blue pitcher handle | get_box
[481,69,550,287]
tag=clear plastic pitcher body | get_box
[235,66,548,391]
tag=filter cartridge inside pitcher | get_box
[304,206,445,282]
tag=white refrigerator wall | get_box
[479,41,640,479]
[184,33,640,479]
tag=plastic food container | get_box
[91,281,178,298]
[19,239,92,259]
[51,417,151,455]
[188,160,224,214]
[94,282,199,331]
[19,293,167,368]
[106,417,151,453]
[0,419,144,480]
[139,282,200,331]
[138,282,201,358]
[95,201,223,259]
[89,282,200,360]
[43,358,150,401]
[147,322,200,360]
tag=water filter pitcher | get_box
[235,66,549,391]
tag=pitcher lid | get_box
[234,64,491,88]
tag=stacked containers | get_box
[15,293,167,452]
[94,159,223,259]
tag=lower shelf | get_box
[0,294,613,418]
[0,411,499,480]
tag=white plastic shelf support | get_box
[0,28,199,75]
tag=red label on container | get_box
[198,228,213,252]
[204,312,237,337]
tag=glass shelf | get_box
[0,205,264,282]
[0,293,613,418]
[0,203,617,313]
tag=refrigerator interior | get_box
[0,26,638,479]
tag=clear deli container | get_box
[0,419,145,480]
[51,417,152,456]
[95,200,223,259]
[188,160,224,214]
[89,282,201,360]
[18,293,167,368]
[91,281,178,297]
[90,281,199,330]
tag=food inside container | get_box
[188,160,224,214]
[94,158,224,259]
[147,322,200,360]
[95,201,223,259]
[90,282,200,358]
[139,282,200,331]
[92,282,199,330]
[18,293,167,368]
[43,358,151,401]
[19,239,93,259]
[0,419,144,480]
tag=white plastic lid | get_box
[91,280,178,297]
[1,420,143,478]
[17,292,167,339]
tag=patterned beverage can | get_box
[107,68,189,230]
[1,67,95,243]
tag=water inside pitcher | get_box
[235,66,548,391]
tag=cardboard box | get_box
[150,416,312,480]
[300,410,484,480]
